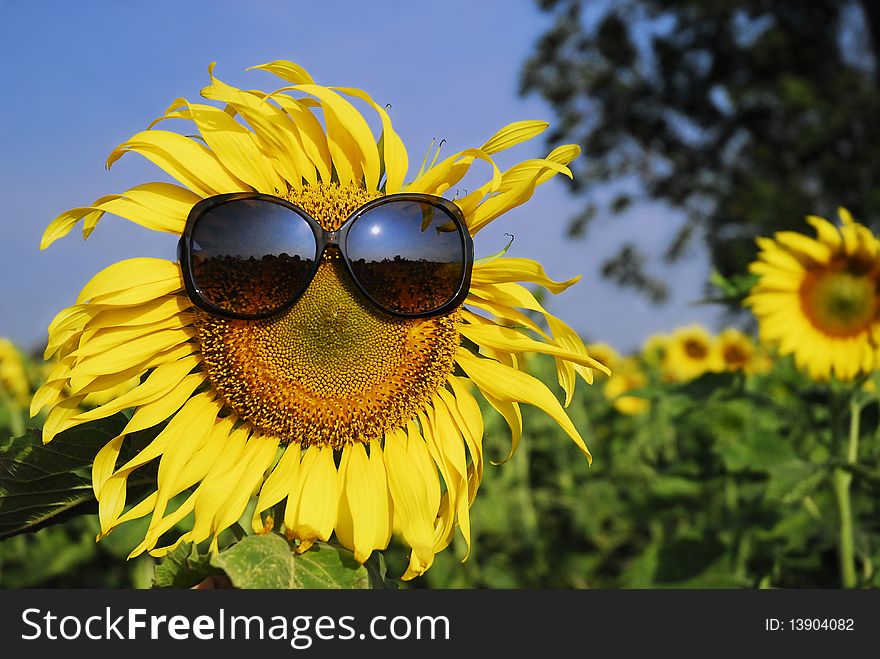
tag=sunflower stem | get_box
[2,395,25,438]
[231,522,247,541]
[832,397,860,588]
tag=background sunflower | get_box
[746,210,880,381]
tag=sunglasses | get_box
[178,192,474,320]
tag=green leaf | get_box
[153,541,224,588]
[765,461,827,504]
[0,415,159,539]
[210,534,373,589]
[295,543,373,589]
[0,520,101,588]
[364,551,399,589]
[714,428,797,473]
[0,416,125,539]
[649,475,703,499]
[668,372,737,402]
[653,536,726,584]
[707,270,758,302]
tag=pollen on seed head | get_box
[285,182,380,232]
[193,183,461,448]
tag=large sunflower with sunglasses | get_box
[32,60,607,579]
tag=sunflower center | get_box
[722,344,749,368]
[801,268,878,337]
[194,184,460,448]
[683,339,708,360]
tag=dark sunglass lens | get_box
[189,199,317,316]
[345,200,466,314]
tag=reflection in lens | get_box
[345,200,465,314]
[190,198,317,315]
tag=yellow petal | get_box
[68,342,196,397]
[484,387,523,464]
[268,93,333,184]
[467,178,541,234]
[47,305,95,341]
[417,409,458,554]
[96,394,212,535]
[336,441,392,563]
[67,328,194,378]
[455,348,592,463]
[42,183,201,248]
[120,372,203,435]
[291,84,380,190]
[334,87,409,194]
[429,396,471,555]
[248,59,315,85]
[211,433,279,537]
[92,435,125,501]
[384,427,437,579]
[147,393,220,532]
[82,183,201,239]
[460,323,607,373]
[543,143,581,173]
[480,120,548,154]
[42,395,86,444]
[286,445,338,543]
[107,129,250,197]
[85,295,192,331]
[42,206,102,250]
[76,258,183,305]
[496,158,572,192]
[133,491,197,558]
[464,297,547,338]
[805,215,842,251]
[471,257,580,294]
[189,422,249,544]
[71,355,200,423]
[70,314,192,359]
[172,101,283,193]
[30,378,67,418]
[773,231,831,264]
[405,148,501,198]
[251,443,301,533]
[439,383,483,503]
[201,67,317,187]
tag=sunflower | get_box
[716,328,775,375]
[31,60,608,579]
[661,325,721,382]
[1,338,30,408]
[603,357,649,415]
[641,333,669,367]
[716,328,754,373]
[746,209,880,381]
[586,342,620,376]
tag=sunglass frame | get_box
[178,192,474,320]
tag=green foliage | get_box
[152,536,393,589]
[210,535,372,589]
[0,414,157,539]
[153,542,225,588]
[522,0,880,300]
[0,515,155,588]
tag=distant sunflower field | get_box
[2,209,880,589]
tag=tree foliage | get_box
[522,0,880,301]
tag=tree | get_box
[522,0,880,302]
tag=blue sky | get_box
[0,0,721,352]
